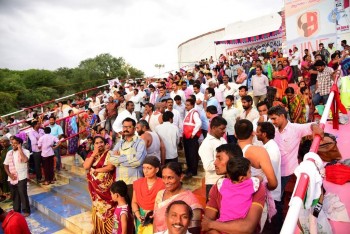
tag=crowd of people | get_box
[0,38,347,234]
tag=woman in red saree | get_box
[271,64,288,99]
[83,136,116,234]
[285,87,307,124]
[283,60,293,83]
[301,55,312,86]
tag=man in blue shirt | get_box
[49,116,63,172]
[203,87,220,114]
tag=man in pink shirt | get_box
[38,127,60,185]
[267,105,324,232]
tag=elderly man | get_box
[236,66,248,85]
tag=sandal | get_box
[42,182,49,185]
[50,181,55,184]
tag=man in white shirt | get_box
[165,98,183,136]
[130,89,143,121]
[198,116,227,198]
[289,46,300,83]
[112,101,137,136]
[193,84,204,111]
[174,95,186,120]
[219,75,238,105]
[222,95,239,143]
[155,111,180,164]
[255,121,282,233]
[170,82,186,103]
[238,95,259,122]
[4,136,31,216]
[88,94,101,115]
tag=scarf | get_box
[134,178,165,210]
[8,150,20,185]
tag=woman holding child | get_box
[83,136,115,234]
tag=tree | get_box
[0,54,144,116]
[78,53,128,78]
[22,69,56,89]
[0,92,16,115]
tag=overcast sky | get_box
[0,0,283,76]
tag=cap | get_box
[328,41,334,44]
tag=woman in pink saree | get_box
[153,162,203,234]
[83,136,116,234]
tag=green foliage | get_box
[0,92,16,114]
[0,53,144,116]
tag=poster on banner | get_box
[285,0,337,54]
[333,0,350,34]
[226,37,283,53]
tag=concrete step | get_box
[0,205,73,234]
[182,171,205,191]
[51,184,91,210]
[26,206,74,234]
[29,191,93,234]
[61,156,86,177]
[56,170,88,192]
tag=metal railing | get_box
[0,84,108,118]
[281,70,343,233]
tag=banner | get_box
[334,0,350,34]
[226,37,283,53]
[285,0,337,53]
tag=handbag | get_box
[317,133,342,162]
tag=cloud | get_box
[0,0,283,76]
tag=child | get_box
[110,180,134,234]
[218,156,261,222]
[38,127,59,185]
[58,134,67,156]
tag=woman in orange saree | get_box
[83,136,116,234]
[271,64,288,100]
